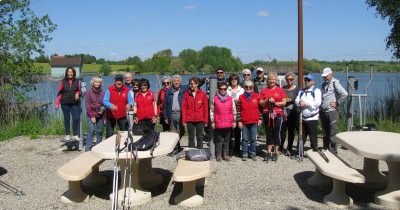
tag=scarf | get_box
[216,92,228,102]
[244,91,252,101]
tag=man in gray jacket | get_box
[320,67,348,153]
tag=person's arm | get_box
[209,98,215,128]
[203,92,209,125]
[55,82,63,109]
[334,81,348,104]
[232,97,237,125]
[310,88,322,109]
[163,92,169,122]
[127,90,134,108]
[103,90,113,109]
[181,93,187,124]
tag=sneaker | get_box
[62,135,71,142]
[216,156,222,162]
[73,136,81,141]
[242,156,247,161]
[222,155,230,162]
[250,155,257,161]
[263,153,270,162]
[271,153,278,161]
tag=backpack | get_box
[127,131,160,158]
[299,87,317,99]
[175,148,211,161]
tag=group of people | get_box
[56,66,347,161]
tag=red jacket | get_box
[260,86,286,116]
[157,87,168,117]
[182,89,209,124]
[239,93,261,124]
[136,90,156,120]
[106,85,129,120]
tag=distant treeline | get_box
[34,46,400,74]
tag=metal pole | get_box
[298,0,304,88]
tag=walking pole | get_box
[298,112,304,161]
[126,110,135,209]
[0,180,25,196]
[112,133,121,210]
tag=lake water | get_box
[32,72,400,115]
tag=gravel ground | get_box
[0,135,390,210]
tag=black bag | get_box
[128,131,160,157]
[184,148,211,161]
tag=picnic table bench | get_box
[306,149,365,208]
[57,151,106,203]
[172,159,211,207]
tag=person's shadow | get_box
[0,167,7,176]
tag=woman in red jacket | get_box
[238,80,262,161]
[182,77,209,148]
[134,78,157,132]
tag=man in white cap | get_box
[320,67,348,153]
[252,67,268,93]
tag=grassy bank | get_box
[34,63,133,74]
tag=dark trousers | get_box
[320,110,339,151]
[214,128,231,156]
[280,109,299,152]
[138,119,155,132]
[160,115,170,131]
[302,120,318,150]
[229,126,242,156]
[263,113,283,146]
[187,122,204,148]
[61,104,81,136]
[106,117,128,138]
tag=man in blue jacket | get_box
[164,74,188,154]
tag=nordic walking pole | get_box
[0,180,25,196]
[112,133,121,210]
[126,110,135,208]
[121,131,129,210]
[298,112,304,161]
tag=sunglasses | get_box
[189,82,197,85]
[244,74,251,76]
[133,83,139,87]
[286,78,294,81]
[217,71,224,75]
[162,82,170,85]
[219,87,227,91]
[304,79,312,82]
[141,84,148,87]
[244,86,253,89]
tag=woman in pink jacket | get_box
[182,77,209,149]
[210,82,236,162]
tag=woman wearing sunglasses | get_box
[182,77,209,149]
[227,73,244,157]
[157,76,172,131]
[210,82,237,162]
[280,72,300,156]
[259,72,287,162]
[238,80,262,161]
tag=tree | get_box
[366,0,400,59]
[0,0,56,125]
[99,63,112,76]
[178,49,198,69]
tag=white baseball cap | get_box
[256,67,264,72]
[321,67,333,77]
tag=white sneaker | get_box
[73,136,81,141]
[62,135,71,142]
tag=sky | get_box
[30,0,394,63]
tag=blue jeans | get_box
[86,117,104,151]
[61,104,81,136]
[242,123,258,157]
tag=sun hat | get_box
[321,67,333,77]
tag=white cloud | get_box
[110,52,119,57]
[184,5,196,10]
[256,10,270,17]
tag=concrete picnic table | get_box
[333,131,400,209]
[91,131,179,207]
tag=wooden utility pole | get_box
[298,0,304,89]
